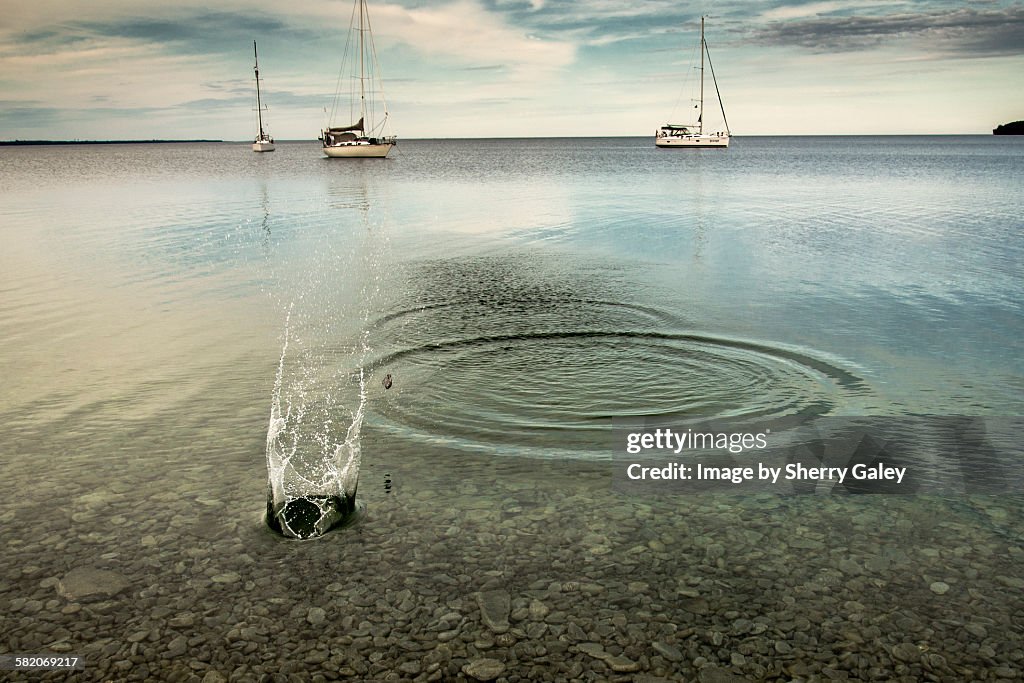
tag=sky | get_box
[0,0,1022,140]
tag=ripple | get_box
[370,330,867,456]
[373,298,677,330]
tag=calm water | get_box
[2,137,1023,680]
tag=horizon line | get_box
[2,133,1014,146]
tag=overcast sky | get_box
[1,0,1021,140]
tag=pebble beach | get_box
[4,441,1023,682]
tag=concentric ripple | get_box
[371,330,867,456]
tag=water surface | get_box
[1,136,1022,680]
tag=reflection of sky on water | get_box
[1,138,1021,431]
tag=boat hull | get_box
[323,142,394,158]
[252,141,275,152]
[655,134,730,148]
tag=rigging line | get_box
[359,0,366,125]
[666,39,700,125]
[362,0,390,135]
[703,42,730,135]
[328,0,360,126]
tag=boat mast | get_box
[358,0,366,132]
[699,16,705,134]
[254,40,266,138]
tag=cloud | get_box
[748,6,1024,56]
[0,103,63,129]
[0,0,580,143]
[2,0,1020,138]
[476,0,699,48]
[758,1,907,22]
[0,1,576,95]
[370,1,575,74]
[760,1,845,21]
[0,102,165,135]
[180,88,324,110]
[12,11,316,58]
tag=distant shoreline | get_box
[0,139,223,146]
[1,134,1012,147]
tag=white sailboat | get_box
[321,0,396,158]
[252,40,275,153]
[656,17,731,149]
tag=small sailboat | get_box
[656,17,731,149]
[320,0,396,158]
[252,40,275,152]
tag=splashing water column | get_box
[264,379,364,539]
[263,314,367,539]
[264,421,361,539]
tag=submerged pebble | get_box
[5,451,1021,681]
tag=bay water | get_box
[1,137,1022,679]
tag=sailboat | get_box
[320,0,396,158]
[252,40,275,153]
[656,17,731,149]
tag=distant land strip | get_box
[1,139,223,146]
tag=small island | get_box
[993,121,1024,135]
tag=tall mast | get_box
[699,16,705,134]
[358,0,366,130]
[254,40,265,137]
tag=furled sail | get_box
[328,117,364,134]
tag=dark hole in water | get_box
[266,493,357,540]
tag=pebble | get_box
[891,642,921,663]
[211,572,240,584]
[476,590,510,634]
[127,630,150,643]
[462,658,506,681]
[652,641,683,662]
[929,581,950,595]
[166,636,188,657]
[57,567,130,602]
[607,655,639,672]
[698,666,748,683]
[168,613,195,628]
[495,632,516,647]
[397,661,420,675]
[566,622,587,641]
[680,597,710,615]
[997,576,1024,589]
[528,598,549,620]
[964,623,987,639]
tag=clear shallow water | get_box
[1,137,1023,680]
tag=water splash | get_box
[258,176,392,538]
[265,305,370,538]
